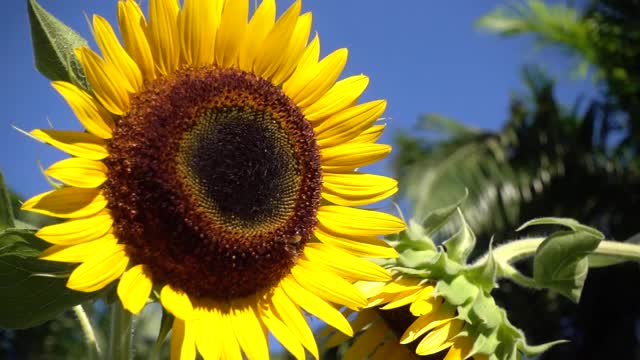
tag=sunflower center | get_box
[104,67,322,299]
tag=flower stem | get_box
[475,238,640,270]
[73,305,101,360]
[108,300,133,360]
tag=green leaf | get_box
[0,170,15,231]
[0,228,102,328]
[28,0,89,87]
[533,229,602,302]
[517,217,604,239]
[443,209,476,263]
[421,190,468,236]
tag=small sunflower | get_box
[22,0,405,358]
[326,279,487,360]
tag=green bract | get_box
[389,197,606,360]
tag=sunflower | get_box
[22,0,405,358]
[325,279,487,360]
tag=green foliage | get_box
[0,171,14,231]
[393,203,593,359]
[27,0,89,88]
[396,1,640,357]
[519,218,604,302]
[0,169,103,329]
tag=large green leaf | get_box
[0,170,14,231]
[27,0,88,88]
[0,228,102,329]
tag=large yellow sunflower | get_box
[326,279,487,360]
[21,0,405,358]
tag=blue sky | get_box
[0,0,593,199]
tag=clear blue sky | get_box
[1,0,593,199]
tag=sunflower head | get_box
[22,0,406,358]
[323,203,567,360]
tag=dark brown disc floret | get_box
[103,67,322,300]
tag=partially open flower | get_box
[326,279,487,360]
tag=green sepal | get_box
[443,209,476,263]
[397,249,437,269]
[421,189,467,236]
[0,170,15,231]
[430,248,464,277]
[0,228,102,328]
[518,339,569,357]
[28,0,89,88]
[397,219,436,252]
[465,241,498,291]
[470,292,502,328]
[469,328,500,357]
[434,274,478,307]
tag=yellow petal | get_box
[304,75,370,122]
[253,0,301,80]
[303,243,390,282]
[170,319,196,360]
[314,226,398,259]
[39,233,118,263]
[117,264,153,314]
[317,206,405,237]
[75,48,130,115]
[45,158,108,188]
[293,32,320,72]
[315,100,387,148]
[67,245,129,292]
[281,276,353,336]
[380,277,422,293]
[354,280,387,299]
[270,12,312,85]
[160,285,195,320]
[347,124,386,144]
[231,296,269,360]
[51,82,114,139]
[401,310,455,345]
[118,0,156,81]
[444,337,475,360]
[194,308,222,359]
[410,287,438,316]
[380,289,423,310]
[322,172,397,206]
[286,48,348,109]
[321,143,391,172]
[215,0,248,68]
[180,0,222,66]
[36,210,113,245]
[259,305,306,360]
[219,307,243,360]
[415,319,464,356]
[237,0,275,71]
[269,286,319,359]
[22,187,107,219]
[343,320,388,360]
[31,129,108,160]
[324,309,379,348]
[93,15,143,92]
[291,260,367,310]
[148,0,180,75]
